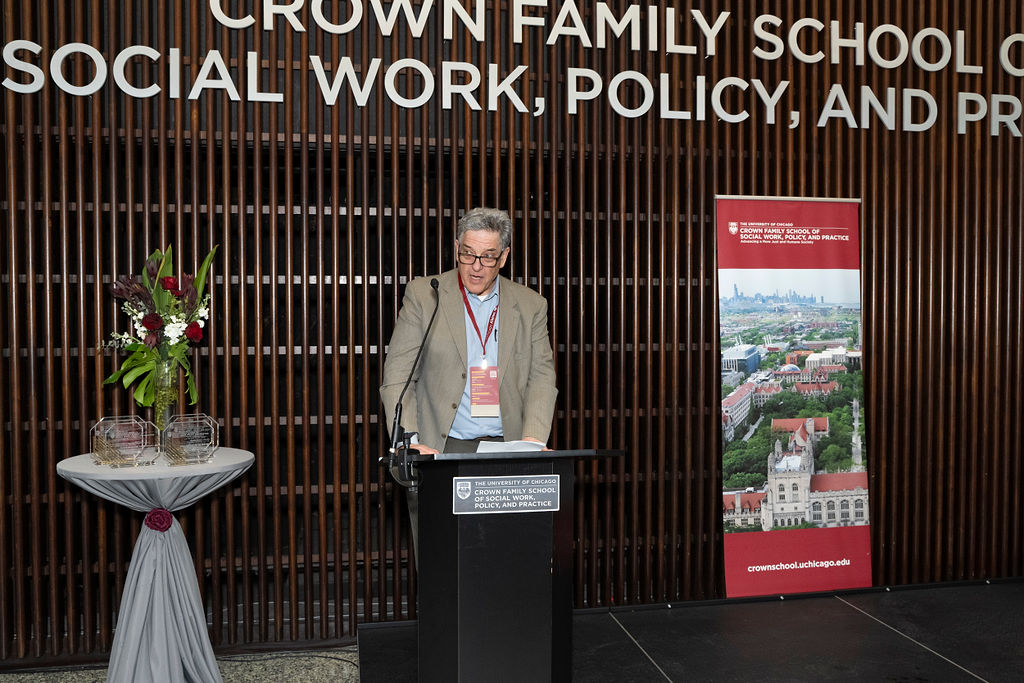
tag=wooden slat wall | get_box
[1,0,1022,665]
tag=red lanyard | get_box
[458,273,499,358]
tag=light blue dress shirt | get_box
[448,278,503,439]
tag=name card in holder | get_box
[162,414,219,465]
[90,416,159,468]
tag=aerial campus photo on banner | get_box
[716,197,871,598]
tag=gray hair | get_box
[456,207,512,251]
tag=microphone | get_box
[388,278,441,482]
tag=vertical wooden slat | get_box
[387,14,402,622]
[2,0,24,661]
[0,0,11,647]
[370,13,384,625]
[0,51,9,648]
[626,79,640,603]
[328,19,346,637]
[236,7,255,645]
[917,0,937,584]
[1006,0,1023,578]
[908,0,926,585]
[183,0,206,623]
[358,7,372,627]
[282,15,299,642]
[698,0,716,602]
[311,16,329,642]
[270,20,286,640]
[977,2,993,580]
[203,0,223,646]
[93,0,112,648]
[21,0,43,660]
[251,10,269,644]
[297,18,314,641]
[344,12,359,636]
[40,0,61,657]
[680,5,697,602]
[664,0,679,604]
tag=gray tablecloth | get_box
[58,448,254,683]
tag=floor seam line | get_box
[609,612,674,683]
[833,595,989,683]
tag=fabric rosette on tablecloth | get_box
[144,507,174,532]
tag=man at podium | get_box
[381,207,558,541]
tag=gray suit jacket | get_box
[380,268,558,451]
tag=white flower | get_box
[164,321,187,345]
[108,332,135,348]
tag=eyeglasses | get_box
[457,250,502,267]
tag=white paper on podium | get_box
[475,440,544,453]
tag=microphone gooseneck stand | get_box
[383,278,440,491]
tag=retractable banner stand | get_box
[716,196,871,598]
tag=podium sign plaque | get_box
[452,474,560,515]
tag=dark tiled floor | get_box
[840,583,1024,682]
[7,582,1018,681]
[360,581,1023,682]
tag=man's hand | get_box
[411,443,440,455]
[522,436,551,452]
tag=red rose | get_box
[184,321,203,342]
[144,507,174,532]
[141,313,164,330]
[160,277,182,295]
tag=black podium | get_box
[415,449,620,683]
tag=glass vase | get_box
[153,358,178,431]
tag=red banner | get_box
[724,527,872,597]
[717,198,861,270]
[717,196,871,598]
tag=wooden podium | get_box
[415,448,621,682]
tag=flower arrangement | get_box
[104,245,218,427]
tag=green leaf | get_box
[168,344,188,363]
[172,353,198,405]
[186,371,198,405]
[194,245,219,295]
[104,344,151,384]
[133,373,155,407]
[105,342,160,405]
[146,246,175,311]
[120,350,147,370]
[121,361,154,388]
[157,245,174,280]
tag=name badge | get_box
[470,365,500,417]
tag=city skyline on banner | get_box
[718,268,862,307]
